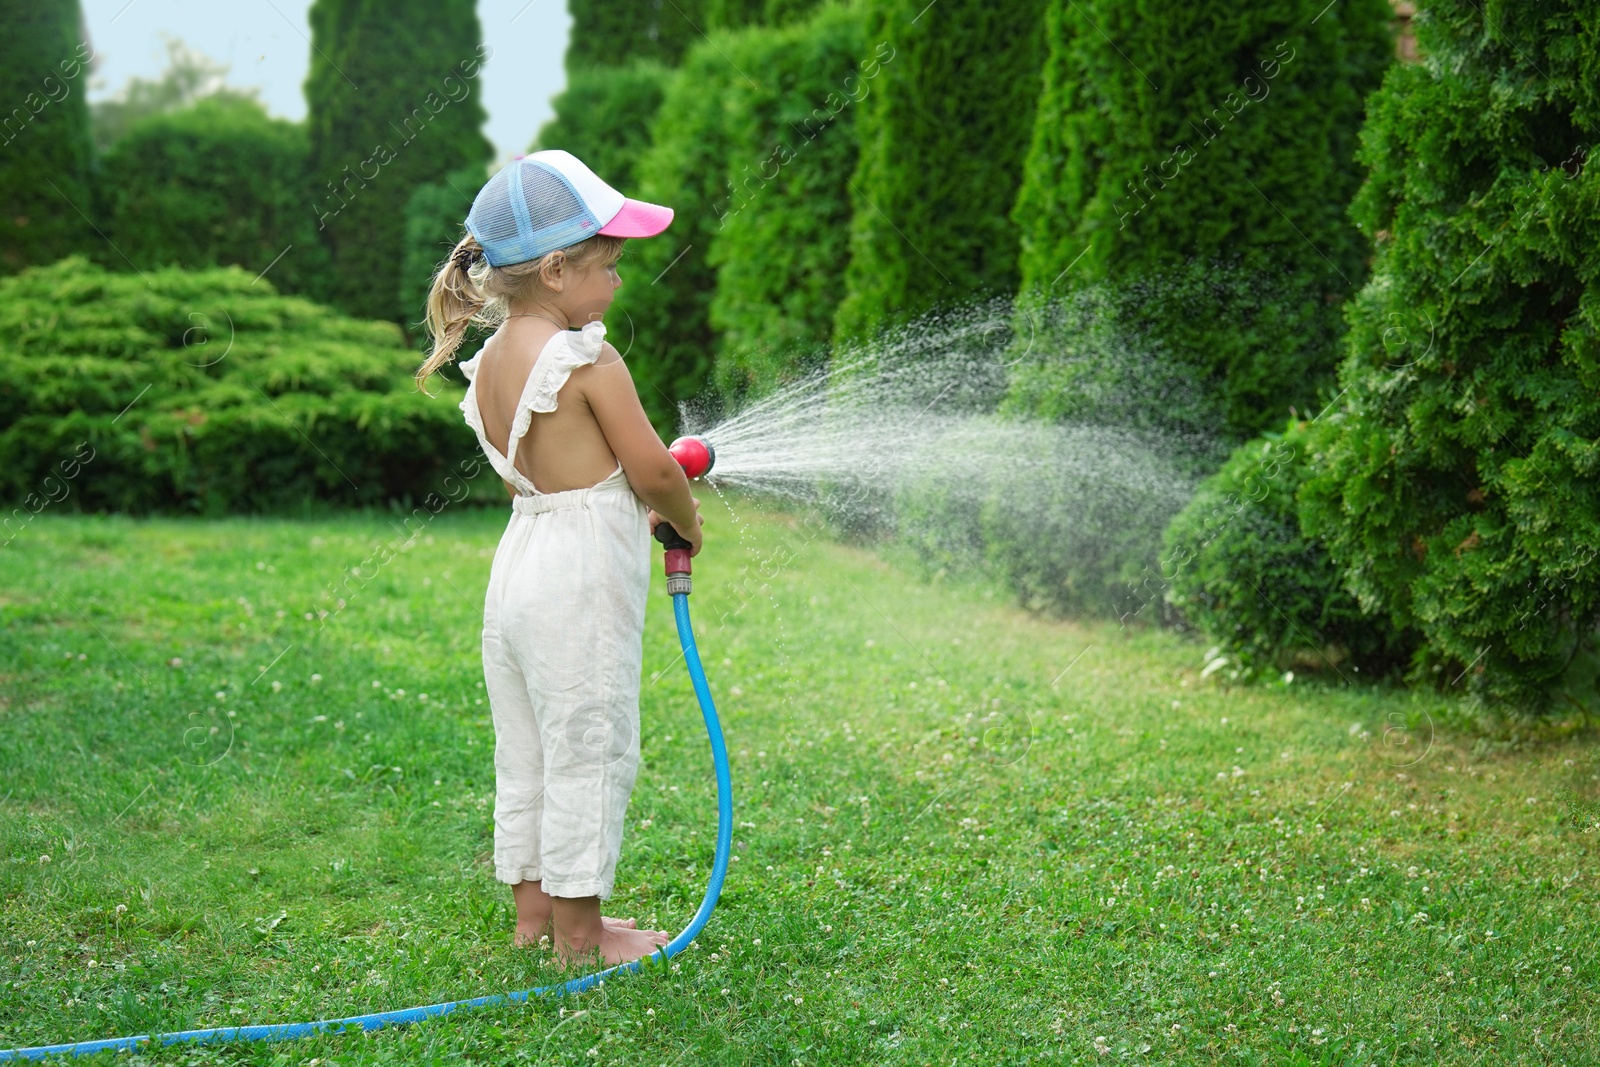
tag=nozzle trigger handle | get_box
[654,522,691,551]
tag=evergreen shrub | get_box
[608,29,748,434]
[100,96,332,299]
[0,259,492,516]
[1006,0,1394,447]
[0,0,96,274]
[1298,0,1600,714]
[529,58,671,196]
[831,0,1049,348]
[978,0,1393,626]
[398,164,488,333]
[1161,418,1418,682]
[707,1,869,405]
[305,0,493,321]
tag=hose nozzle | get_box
[668,435,715,480]
[658,436,712,593]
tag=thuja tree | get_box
[100,96,332,299]
[566,0,708,70]
[1005,0,1394,457]
[830,0,1050,349]
[606,30,747,435]
[708,1,868,404]
[0,0,95,274]
[703,0,828,30]
[966,0,1391,624]
[1298,0,1600,715]
[305,0,493,321]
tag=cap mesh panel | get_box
[466,160,601,266]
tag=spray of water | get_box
[677,287,1236,622]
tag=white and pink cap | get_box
[465,149,674,267]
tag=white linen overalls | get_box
[457,319,651,900]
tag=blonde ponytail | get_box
[414,231,631,396]
[416,234,489,396]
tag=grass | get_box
[1,489,1597,1065]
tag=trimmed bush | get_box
[831,0,1049,348]
[707,2,868,405]
[0,259,494,516]
[305,0,493,321]
[1298,0,1600,715]
[1006,0,1394,449]
[99,96,332,299]
[1161,418,1418,682]
[0,0,95,274]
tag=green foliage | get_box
[305,0,494,321]
[0,0,95,275]
[87,36,258,155]
[704,0,827,29]
[610,5,880,431]
[566,0,708,70]
[608,30,749,434]
[398,164,487,333]
[529,58,671,194]
[968,0,1392,630]
[1298,0,1600,715]
[99,96,332,299]
[707,2,868,405]
[830,0,1049,347]
[1006,0,1394,447]
[0,258,492,515]
[1161,419,1417,682]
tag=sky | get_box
[80,0,572,165]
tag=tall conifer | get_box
[0,0,96,275]
[305,0,493,320]
[831,0,1050,348]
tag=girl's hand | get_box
[648,499,704,557]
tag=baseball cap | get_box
[465,149,674,267]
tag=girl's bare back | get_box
[473,325,619,494]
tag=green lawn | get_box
[1,492,1596,1065]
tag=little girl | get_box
[415,150,704,969]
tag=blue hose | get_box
[0,591,732,1062]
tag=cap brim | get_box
[597,198,674,238]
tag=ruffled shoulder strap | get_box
[527,320,608,414]
[504,320,609,467]
[456,347,486,383]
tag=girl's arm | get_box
[580,343,703,553]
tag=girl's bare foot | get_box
[511,880,665,946]
[513,915,660,947]
[554,923,670,969]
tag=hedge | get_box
[0,259,494,517]
[305,0,494,321]
[830,0,1049,349]
[1005,0,1394,452]
[99,96,333,300]
[706,2,870,405]
[1160,418,1418,682]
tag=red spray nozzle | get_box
[668,435,715,480]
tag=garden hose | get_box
[0,495,732,1062]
